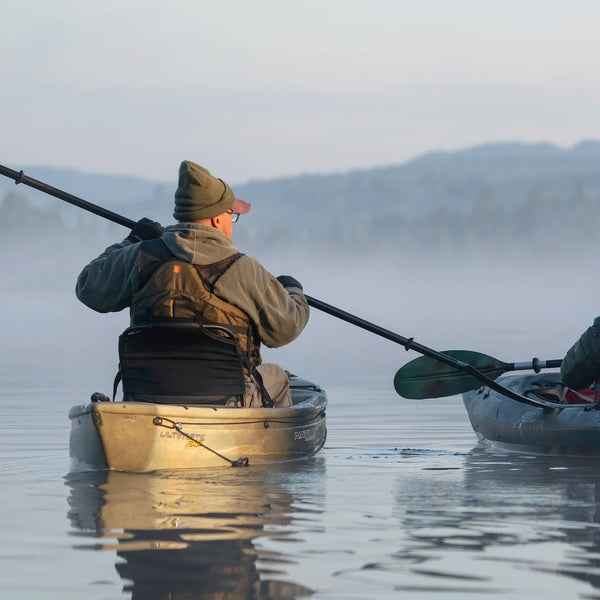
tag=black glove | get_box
[126,217,164,242]
[276,275,303,291]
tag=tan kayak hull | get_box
[69,385,327,471]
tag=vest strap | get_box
[249,364,274,407]
[112,370,122,402]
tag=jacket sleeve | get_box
[561,317,600,389]
[215,256,309,348]
[75,239,141,313]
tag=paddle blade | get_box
[394,350,509,399]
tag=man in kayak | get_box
[76,160,309,407]
[561,317,600,390]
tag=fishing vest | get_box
[130,239,262,369]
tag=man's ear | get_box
[209,213,233,238]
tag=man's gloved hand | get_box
[276,275,303,291]
[126,217,164,242]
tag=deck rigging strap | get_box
[152,416,249,467]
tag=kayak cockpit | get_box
[518,373,599,407]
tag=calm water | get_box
[3,277,600,599]
[4,385,600,599]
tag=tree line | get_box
[2,182,600,262]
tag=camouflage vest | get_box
[130,239,262,368]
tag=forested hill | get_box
[2,140,600,263]
[237,139,600,225]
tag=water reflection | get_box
[392,449,600,595]
[66,460,325,599]
[463,451,600,592]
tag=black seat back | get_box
[118,324,246,404]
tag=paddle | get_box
[243,297,565,407]
[0,164,563,408]
[395,350,562,399]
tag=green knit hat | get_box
[173,161,235,221]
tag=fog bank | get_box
[1,248,595,399]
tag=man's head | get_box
[173,161,250,223]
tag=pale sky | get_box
[2,0,600,184]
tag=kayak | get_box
[462,372,600,455]
[69,375,327,471]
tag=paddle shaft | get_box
[306,299,558,406]
[0,164,136,229]
[513,359,562,372]
[305,296,478,371]
[307,300,570,410]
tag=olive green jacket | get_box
[76,223,309,348]
[561,316,600,389]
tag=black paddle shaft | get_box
[306,297,563,407]
[0,164,136,229]
[305,296,473,372]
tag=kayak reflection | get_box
[66,460,325,599]
[392,449,600,594]
[463,450,600,590]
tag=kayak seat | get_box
[524,384,564,404]
[116,323,246,405]
[524,377,598,405]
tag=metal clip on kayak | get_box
[152,416,250,467]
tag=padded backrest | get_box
[118,324,246,404]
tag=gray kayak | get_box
[463,372,600,455]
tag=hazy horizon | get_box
[3,137,600,188]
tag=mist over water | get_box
[3,246,595,393]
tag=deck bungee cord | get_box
[152,416,250,467]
